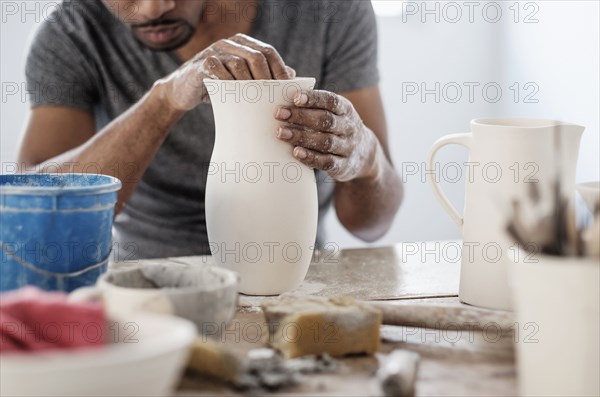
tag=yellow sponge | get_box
[261,296,382,358]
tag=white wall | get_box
[0,0,39,165]
[499,1,599,182]
[1,1,599,248]
[325,4,502,247]
[325,0,600,248]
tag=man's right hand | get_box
[156,33,296,112]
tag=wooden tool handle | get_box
[369,302,515,332]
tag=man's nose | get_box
[137,0,176,21]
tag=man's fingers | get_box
[213,39,271,79]
[221,55,252,80]
[229,33,291,79]
[198,34,293,80]
[276,126,349,156]
[286,66,297,78]
[293,90,350,115]
[275,106,353,135]
[292,146,342,174]
[201,56,234,81]
[193,56,233,104]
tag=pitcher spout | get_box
[552,121,584,156]
[562,123,585,138]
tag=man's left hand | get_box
[274,90,380,182]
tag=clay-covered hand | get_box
[274,90,380,182]
[155,33,296,111]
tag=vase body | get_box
[204,78,318,295]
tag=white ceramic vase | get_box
[204,78,318,295]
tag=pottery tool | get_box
[376,349,420,397]
[505,128,600,258]
[235,349,339,391]
[582,209,600,257]
[506,180,599,258]
[187,338,244,383]
[369,301,515,332]
[186,343,339,391]
[261,296,381,358]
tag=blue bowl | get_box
[0,174,121,292]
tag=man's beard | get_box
[130,19,196,52]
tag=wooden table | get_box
[158,242,516,396]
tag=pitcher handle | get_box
[427,133,472,229]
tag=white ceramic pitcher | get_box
[427,118,584,310]
[204,78,318,295]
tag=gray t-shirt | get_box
[25,0,379,260]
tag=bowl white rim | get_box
[0,313,196,372]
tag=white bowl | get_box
[0,313,196,396]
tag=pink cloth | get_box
[0,287,106,353]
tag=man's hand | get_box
[274,90,381,182]
[156,33,296,111]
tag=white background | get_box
[1,1,599,247]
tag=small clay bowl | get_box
[70,262,239,332]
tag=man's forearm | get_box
[34,83,184,214]
[334,143,403,242]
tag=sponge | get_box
[261,296,382,358]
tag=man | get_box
[18,0,403,260]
